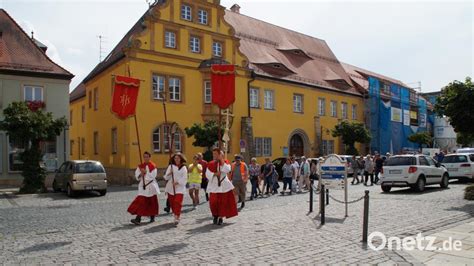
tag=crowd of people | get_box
[349,153,386,186]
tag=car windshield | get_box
[385,157,416,166]
[75,162,105,173]
[442,155,468,163]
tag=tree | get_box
[184,120,222,161]
[408,132,432,149]
[457,132,474,147]
[435,77,474,135]
[331,121,371,155]
[0,102,67,193]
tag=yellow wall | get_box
[69,0,365,177]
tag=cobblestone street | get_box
[0,181,473,264]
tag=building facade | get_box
[0,9,74,186]
[69,0,365,184]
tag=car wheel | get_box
[67,184,76,197]
[414,177,425,192]
[381,185,392,193]
[98,190,107,196]
[52,180,61,193]
[440,174,449,188]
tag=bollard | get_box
[309,179,314,213]
[326,188,329,205]
[362,190,370,243]
[320,184,325,225]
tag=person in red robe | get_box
[206,148,238,225]
[163,153,188,226]
[127,152,160,225]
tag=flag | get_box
[111,75,140,119]
[211,64,235,109]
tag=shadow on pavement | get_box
[19,241,72,253]
[186,223,232,235]
[143,222,176,234]
[383,186,449,195]
[445,203,474,217]
[110,224,139,232]
[141,243,188,257]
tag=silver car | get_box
[53,160,107,197]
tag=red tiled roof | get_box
[224,10,361,96]
[342,62,409,90]
[0,9,73,79]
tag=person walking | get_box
[374,154,384,185]
[291,157,300,193]
[197,153,209,201]
[128,152,160,225]
[248,158,261,201]
[298,156,310,193]
[281,158,295,195]
[230,154,249,209]
[351,156,360,185]
[164,153,188,226]
[364,155,375,186]
[188,155,203,209]
[262,158,275,195]
[206,148,238,225]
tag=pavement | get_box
[0,180,473,264]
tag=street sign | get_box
[239,139,246,148]
[320,155,347,190]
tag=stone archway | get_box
[287,129,311,157]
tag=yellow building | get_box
[69,0,365,183]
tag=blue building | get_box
[343,63,432,155]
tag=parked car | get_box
[441,153,474,182]
[380,154,449,193]
[53,160,107,197]
[338,155,354,177]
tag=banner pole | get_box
[218,108,223,154]
[134,115,145,190]
[162,95,176,195]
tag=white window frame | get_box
[263,138,272,157]
[181,4,192,21]
[293,94,303,113]
[250,88,259,108]
[174,131,182,152]
[163,125,171,152]
[212,41,222,57]
[318,98,326,116]
[169,77,181,102]
[352,104,357,120]
[165,31,176,48]
[197,9,208,25]
[204,81,212,104]
[190,36,200,53]
[264,90,274,110]
[330,101,337,117]
[24,85,43,102]
[152,127,160,152]
[341,102,348,119]
[152,75,165,100]
[254,137,262,157]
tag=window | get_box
[174,131,182,152]
[152,127,160,152]
[70,110,73,126]
[162,124,182,152]
[152,75,165,100]
[341,102,348,119]
[70,140,74,156]
[204,81,212,104]
[165,31,176,48]
[293,94,303,113]
[352,104,357,120]
[24,86,43,101]
[169,77,181,101]
[330,101,337,117]
[190,36,200,53]
[212,41,222,57]
[380,81,391,95]
[322,140,334,155]
[88,91,92,108]
[163,125,170,152]
[318,98,326,116]
[93,132,99,155]
[81,138,85,155]
[419,156,429,166]
[41,140,57,172]
[250,88,259,108]
[81,105,85,122]
[111,128,118,154]
[254,138,262,157]
[93,88,98,110]
[181,4,192,21]
[254,137,272,157]
[198,9,208,25]
[264,90,274,110]
[8,138,25,172]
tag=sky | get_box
[1,0,472,93]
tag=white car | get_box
[441,153,474,181]
[380,155,449,192]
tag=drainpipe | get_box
[247,70,256,118]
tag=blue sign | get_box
[321,174,345,179]
[321,166,345,172]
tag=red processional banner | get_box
[111,75,140,119]
[211,64,236,109]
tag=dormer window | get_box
[181,5,192,21]
[272,64,281,69]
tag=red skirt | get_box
[209,191,238,219]
[168,193,184,218]
[127,195,159,216]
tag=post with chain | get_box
[326,188,329,205]
[362,190,370,243]
[309,179,314,213]
[320,184,325,225]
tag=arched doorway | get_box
[290,134,304,157]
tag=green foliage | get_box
[465,184,474,200]
[0,102,67,193]
[407,132,432,149]
[456,132,474,147]
[435,77,474,135]
[184,120,222,152]
[332,121,371,155]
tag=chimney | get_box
[230,4,240,13]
